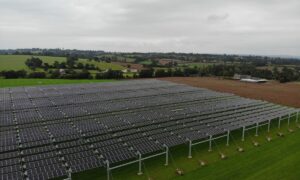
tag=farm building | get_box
[233,74,268,83]
[122,68,138,73]
[0,80,298,180]
[233,74,251,80]
[240,78,268,83]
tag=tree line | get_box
[1,56,300,83]
[1,64,299,83]
[25,56,99,71]
[138,64,300,83]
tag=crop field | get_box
[0,78,116,88]
[0,79,299,180]
[0,55,124,71]
[163,77,300,108]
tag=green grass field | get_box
[139,60,153,65]
[0,55,66,71]
[70,117,300,180]
[0,79,117,88]
[99,54,136,63]
[0,55,125,71]
[175,129,300,180]
[77,59,124,70]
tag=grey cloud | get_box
[207,14,229,22]
[0,0,300,56]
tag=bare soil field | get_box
[162,77,300,108]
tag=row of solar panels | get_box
[1,105,295,180]
[8,85,196,103]
[0,81,231,179]
[0,88,218,112]
[0,96,242,151]
[0,80,181,101]
[0,80,298,180]
[1,83,193,105]
[1,91,232,127]
[2,98,248,139]
[0,96,284,153]
[1,100,296,179]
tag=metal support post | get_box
[287,114,291,127]
[208,135,212,152]
[255,123,259,136]
[188,140,192,158]
[242,126,245,141]
[95,148,169,180]
[106,160,110,180]
[165,146,169,166]
[267,120,271,132]
[226,130,230,146]
[137,153,143,175]
[64,169,72,180]
[68,169,72,180]
[278,116,282,129]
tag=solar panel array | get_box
[0,79,297,180]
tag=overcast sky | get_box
[1,0,300,56]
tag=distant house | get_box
[233,74,268,83]
[122,68,138,73]
[59,69,66,75]
[129,69,138,73]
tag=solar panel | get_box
[0,79,298,179]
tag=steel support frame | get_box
[241,112,298,141]
[242,121,270,141]
[106,146,169,180]
[278,113,298,129]
[267,119,271,132]
[188,131,230,158]
[63,170,72,180]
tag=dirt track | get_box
[162,77,300,108]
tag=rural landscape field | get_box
[164,77,300,108]
[1,0,300,180]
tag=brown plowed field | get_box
[162,77,300,108]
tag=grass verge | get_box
[0,79,117,88]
